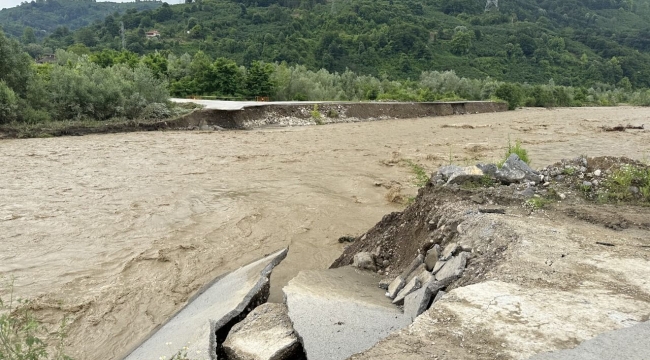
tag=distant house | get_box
[146,30,160,38]
[36,54,56,64]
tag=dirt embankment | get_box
[334,156,650,359]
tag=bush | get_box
[495,83,523,110]
[0,81,19,123]
[499,138,529,166]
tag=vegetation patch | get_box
[597,164,650,203]
[404,160,429,188]
[498,138,529,167]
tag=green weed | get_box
[311,104,323,125]
[526,197,552,210]
[599,164,650,202]
[498,137,529,167]
[404,160,429,187]
[562,167,576,175]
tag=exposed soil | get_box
[337,159,650,359]
[0,106,649,359]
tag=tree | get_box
[75,27,98,47]
[245,61,274,97]
[0,81,19,123]
[22,27,36,44]
[450,30,473,55]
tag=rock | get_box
[403,286,432,320]
[582,181,592,187]
[392,276,422,305]
[579,166,587,173]
[440,243,460,261]
[386,276,406,299]
[476,163,498,177]
[353,252,376,271]
[470,194,485,204]
[378,278,391,290]
[460,244,472,253]
[406,264,427,283]
[432,260,446,275]
[496,154,543,184]
[338,236,355,243]
[125,249,288,360]
[437,165,463,181]
[424,247,440,271]
[594,169,602,177]
[518,187,536,199]
[592,180,599,186]
[223,303,302,360]
[382,259,389,267]
[283,267,411,360]
[629,186,640,194]
[445,166,485,185]
[559,193,566,200]
[435,252,470,282]
[400,254,425,279]
[432,290,446,304]
[556,175,565,182]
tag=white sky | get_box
[0,0,182,10]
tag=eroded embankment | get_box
[171,101,507,130]
[333,156,650,359]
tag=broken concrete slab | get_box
[440,242,459,261]
[392,276,422,305]
[283,267,411,360]
[124,248,288,360]
[223,303,303,360]
[432,260,446,275]
[400,254,424,279]
[435,252,469,282]
[386,276,406,299]
[405,263,427,283]
[403,286,431,321]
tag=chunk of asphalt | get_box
[435,252,469,282]
[432,260,446,275]
[123,248,288,360]
[283,267,411,360]
[222,303,303,360]
[440,243,460,261]
[401,254,425,279]
[392,276,422,305]
[386,276,406,299]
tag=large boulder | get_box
[424,245,440,272]
[353,252,376,272]
[445,166,485,185]
[496,154,543,184]
[223,303,302,360]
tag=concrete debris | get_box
[392,276,422,305]
[424,246,440,271]
[400,254,424,279]
[403,286,432,321]
[353,252,376,271]
[432,260,446,275]
[283,267,411,360]
[386,276,406,299]
[124,248,288,360]
[477,163,498,177]
[405,263,427,284]
[436,165,463,181]
[445,166,485,185]
[440,243,460,261]
[432,290,446,304]
[223,303,302,360]
[435,252,469,282]
[496,154,543,184]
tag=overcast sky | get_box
[0,0,180,10]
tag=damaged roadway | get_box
[124,248,287,360]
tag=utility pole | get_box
[120,21,126,50]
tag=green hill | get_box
[36,0,650,88]
[0,0,162,39]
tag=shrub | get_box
[495,83,523,110]
[499,138,529,166]
[0,81,19,123]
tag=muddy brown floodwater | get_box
[1,107,649,360]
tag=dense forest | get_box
[0,0,162,38]
[20,0,650,89]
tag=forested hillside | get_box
[0,0,162,38]
[34,0,650,89]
